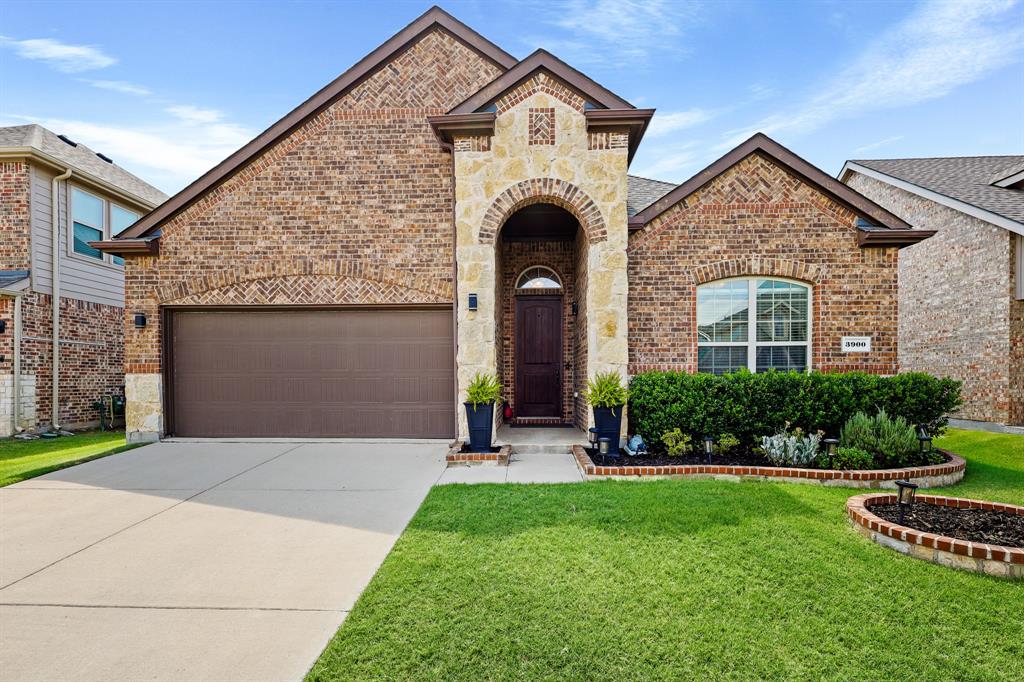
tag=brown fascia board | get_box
[89,238,159,256]
[427,112,497,146]
[447,49,635,115]
[629,133,916,239]
[585,109,654,163]
[115,6,517,241]
[857,228,936,247]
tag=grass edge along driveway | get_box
[307,429,1024,681]
[0,430,138,487]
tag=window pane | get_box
[698,346,747,375]
[73,222,103,259]
[110,204,139,233]
[756,280,808,343]
[517,267,561,289]
[697,280,749,343]
[756,346,807,372]
[72,188,103,228]
[112,255,124,266]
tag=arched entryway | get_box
[498,203,582,425]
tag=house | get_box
[841,156,1024,426]
[94,6,932,443]
[0,124,167,435]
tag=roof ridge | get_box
[854,154,1024,162]
[628,173,677,186]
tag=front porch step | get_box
[494,424,589,456]
[507,443,575,455]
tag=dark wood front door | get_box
[515,296,562,418]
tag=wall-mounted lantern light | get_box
[134,313,147,329]
[571,302,578,316]
[468,293,478,311]
[0,320,6,334]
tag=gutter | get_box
[0,287,24,434]
[51,167,73,430]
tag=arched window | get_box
[516,266,562,290]
[697,278,811,374]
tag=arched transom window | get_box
[516,266,562,290]
[697,278,811,374]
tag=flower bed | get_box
[847,493,1024,579]
[572,445,965,488]
[446,442,511,467]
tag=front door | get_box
[515,296,562,418]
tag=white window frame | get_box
[67,184,138,269]
[1016,234,1023,301]
[515,265,563,290]
[697,277,813,374]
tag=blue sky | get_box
[2,0,1022,194]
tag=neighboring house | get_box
[842,156,1024,426]
[0,124,167,436]
[95,7,932,443]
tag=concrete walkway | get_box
[0,441,447,682]
[437,452,583,484]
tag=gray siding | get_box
[30,165,125,307]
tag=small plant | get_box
[661,429,692,457]
[840,410,920,468]
[586,371,628,410]
[760,423,823,467]
[465,372,502,408]
[822,446,874,470]
[714,433,740,456]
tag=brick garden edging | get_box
[847,494,1024,579]
[446,443,512,467]
[571,445,965,488]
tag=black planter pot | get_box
[465,402,495,452]
[592,405,624,455]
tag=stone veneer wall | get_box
[120,29,504,440]
[845,172,1019,424]
[499,239,577,423]
[453,72,629,438]
[628,153,899,375]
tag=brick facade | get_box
[0,161,31,271]
[845,172,1021,424]
[628,153,899,374]
[123,28,502,376]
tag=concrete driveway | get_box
[0,440,447,681]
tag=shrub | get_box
[465,372,502,407]
[760,424,823,467]
[628,370,961,454]
[661,429,692,457]
[822,447,874,470]
[839,410,935,468]
[586,371,628,409]
[715,433,740,456]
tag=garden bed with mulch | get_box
[869,502,1024,547]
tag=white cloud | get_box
[717,0,1023,149]
[166,105,224,124]
[81,79,151,96]
[0,36,115,72]
[631,139,702,181]
[646,109,715,138]
[853,135,904,154]
[527,0,704,64]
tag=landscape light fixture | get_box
[895,480,918,524]
[703,435,714,464]
[823,438,839,457]
[917,427,932,454]
[588,427,598,445]
[598,437,611,456]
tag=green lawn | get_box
[309,429,1024,681]
[0,430,136,487]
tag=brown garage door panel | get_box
[170,309,454,438]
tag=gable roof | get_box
[0,124,167,207]
[627,175,677,217]
[630,133,934,247]
[113,6,517,241]
[840,156,1024,235]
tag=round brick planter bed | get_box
[847,494,1024,579]
[572,445,965,488]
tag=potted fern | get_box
[586,371,628,455]
[465,372,502,452]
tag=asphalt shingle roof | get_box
[627,174,677,217]
[0,124,167,206]
[852,156,1024,226]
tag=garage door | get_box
[168,309,454,438]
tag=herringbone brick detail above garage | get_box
[170,274,437,307]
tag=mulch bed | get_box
[870,503,1024,548]
[586,448,949,471]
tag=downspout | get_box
[441,138,458,441]
[51,167,72,430]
